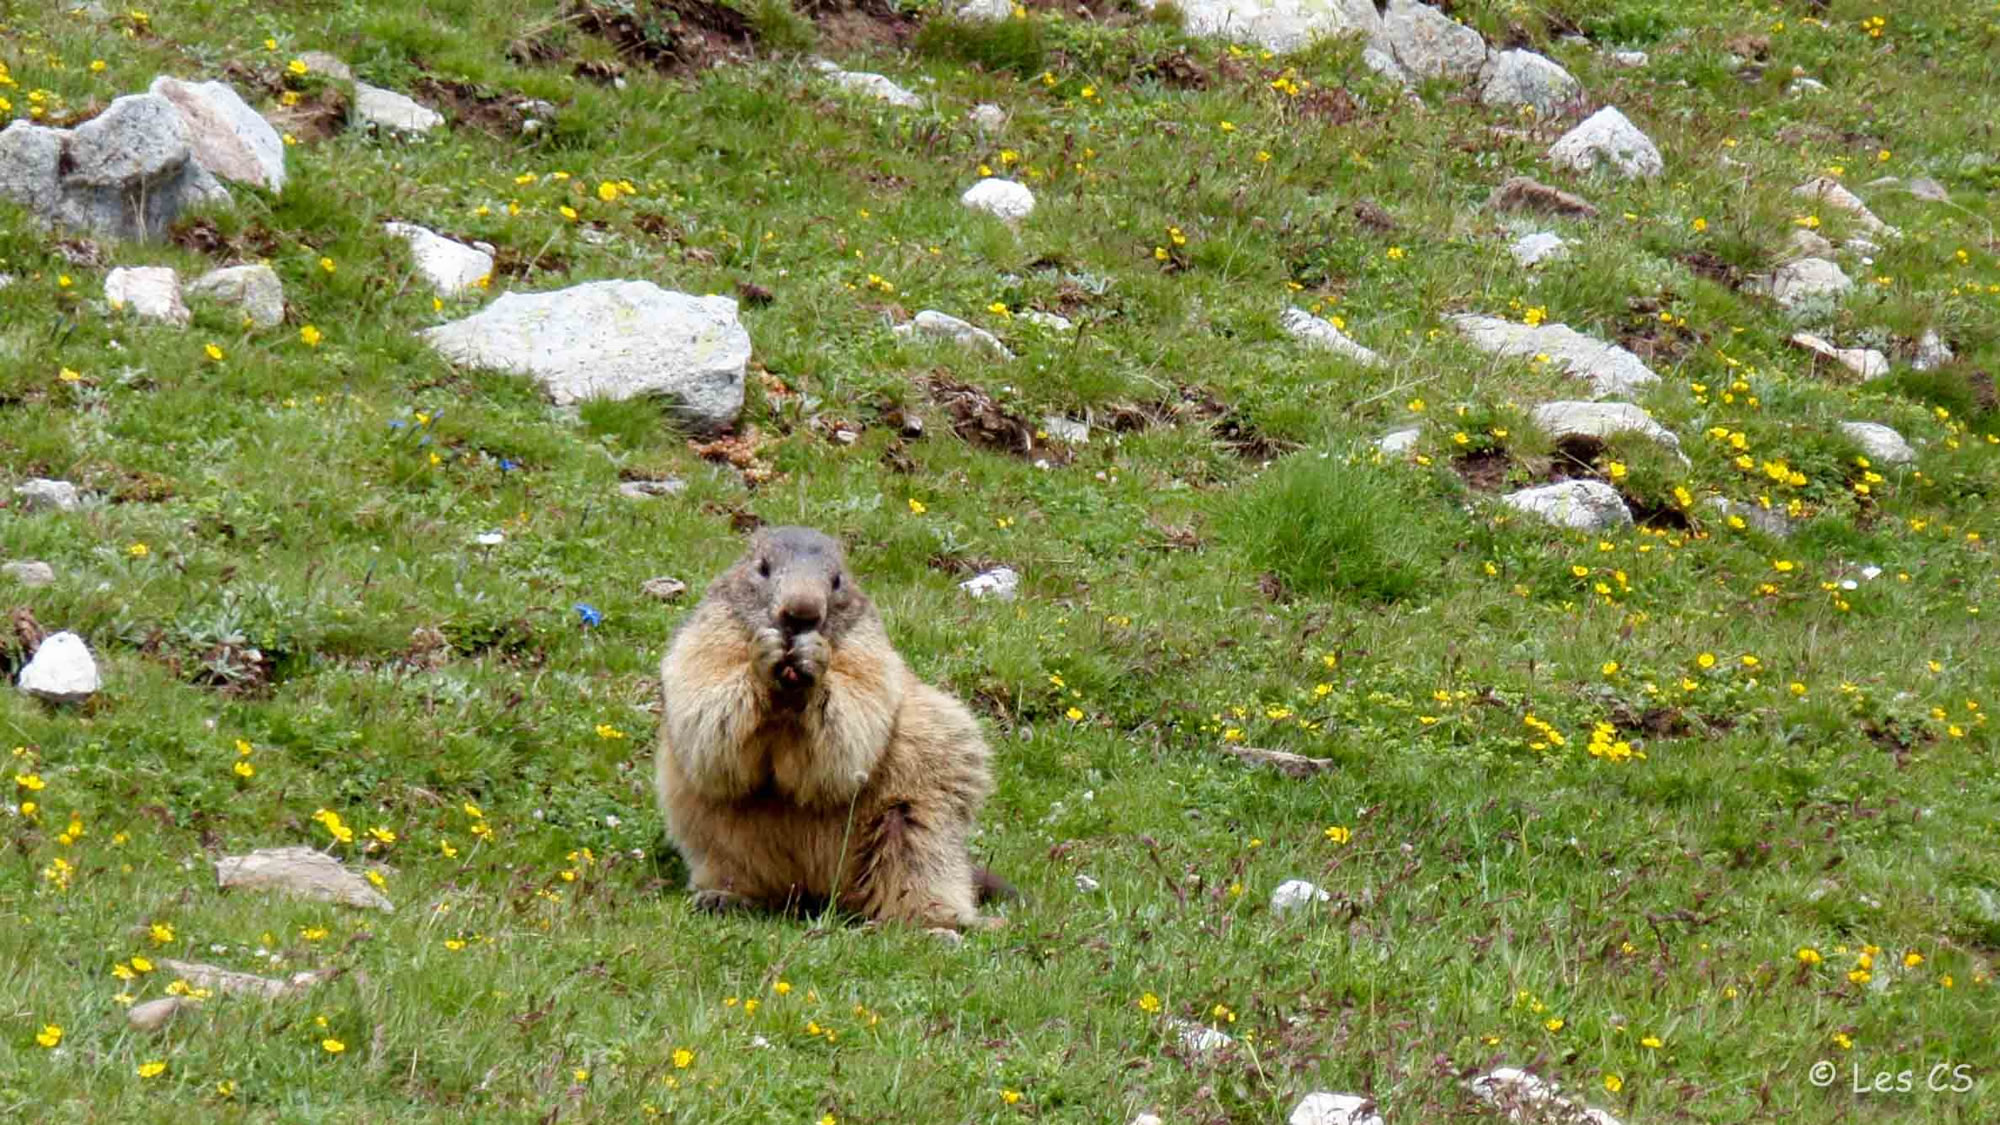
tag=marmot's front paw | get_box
[783,632,830,686]
[691,888,750,914]
[751,627,788,682]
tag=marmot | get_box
[654,526,1006,929]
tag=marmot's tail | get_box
[973,866,1019,905]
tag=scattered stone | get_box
[1906,177,1949,203]
[1380,0,1489,81]
[1530,401,1686,461]
[1219,744,1334,777]
[1279,308,1383,367]
[955,0,1012,21]
[619,478,687,499]
[1450,314,1661,398]
[1131,1115,1163,1125]
[354,82,444,133]
[2,561,56,587]
[421,281,751,431]
[1844,235,1882,257]
[1018,309,1073,333]
[1500,480,1634,531]
[1839,422,1916,466]
[1509,231,1568,268]
[1471,1067,1624,1125]
[384,221,493,296]
[1548,107,1663,179]
[1376,426,1422,455]
[1485,175,1599,219]
[104,266,190,326]
[960,177,1036,223]
[1788,332,1889,379]
[126,997,195,1032]
[641,576,690,601]
[1478,49,1580,117]
[894,310,1014,360]
[959,566,1020,601]
[216,846,394,911]
[147,76,287,192]
[185,263,286,328]
[1360,47,1407,82]
[968,103,1007,133]
[1290,1092,1387,1125]
[1075,873,1102,892]
[1164,0,1383,57]
[296,51,355,81]
[1794,177,1889,233]
[1043,416,1090,444]
[1783,228,1835,260]
[1270,879,1331,914]
[13,478,82,512]
[1912,329,1953,372]
[1768,257,1853,308]
[18,632,101,703]
[159,958,339,1000]
[1701,496,1793,537]
[1607,50,1649,68]
[1787,77,1827,95]
[0,94,228,241]
[812,59,923,109]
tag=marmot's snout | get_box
[777,585,826,638]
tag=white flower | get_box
[1859,565,1882,580]
[475,532,505,546]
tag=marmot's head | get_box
[716,526,869,687]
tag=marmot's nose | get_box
[779,596,824,634]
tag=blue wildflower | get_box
[574,604,603,628]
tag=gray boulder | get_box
[1529,401,1686,461]
[1769,257,1853,308]
[186,264,285,328]
[1500,480,1633,531]
[13,478,82,511]
[1380,0,1488,81]
[1479,49,1580,117]
[105,266,190,326]
[354,83,443,133]
[420,281,751,432]
[1450,314,1660,398]
[894,310,1014,360]
[0,94,229,240]
[1547,107,1663,179]
[384,221,493,296]
[2,561,57,587]
[1279,308,1382,367]
[1839,422,1916,465]
[19,631,101,703]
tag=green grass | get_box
[3,0,2000,1121]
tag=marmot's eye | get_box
[757,559,770,579]
[832,573,843,592]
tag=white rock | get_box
[894,310,1014,360]
[1509,231,1568,267]
[1018,309,1073,333]
[1130,1116,1164,1125]
[420,281,751,431]
[1043,416,1090,444]
[641,576,690,601]
[1840,422,1916,465]
[1450,314,1660,398]
[215,846,394,912]
[13,478,82,511]
[1279,307,1382,367]
[1788,332,1888,379]
[0,93,229,241]
[147,76,286,192]
[1360,47,1408,82]
[1075,873,1101,892]
[1701,496,1792,537]
[955,0,1012,21]
[959,566,1020,601]
[18,632,100,703]
[1907,177,1949,203]
[1269,879,1331,914]
[384,221,493,296]
[1380,0,1488,81]
[474,531,505,546]
[1530,401,1686,461]
[1784,228,1835,260]
[812,60,923,109]
[968,103,1007,133]
[1471,1067,1624,1125]
[1547,106,1663,179]
[1500,480,1633,531]
[1794,177,1889,233]
[1162,0,1382,56]
[1788,77,1828,95]
[1478,49,1580,117]
[960,177,1036,222]
[186,263,285,328]
[1860,564,1883,580]
[295,51,354,82]
[1290,1092,1387,1125]
[1376,426,1422,455]
[104,266,189,325]
[1769,257,1853,308]
[1912,329,1953,371]
[354,82,444,133]
[1607,50,1648,68]
[2,561,56,587]
[618,478,687,499]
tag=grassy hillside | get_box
[3,0,1998,1120]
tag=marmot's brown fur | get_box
[655,526,1005,929]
